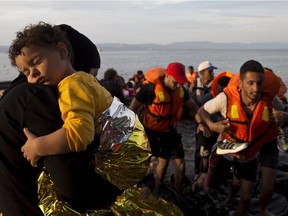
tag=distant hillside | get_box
[97,41,288,51]
[2,42,288,53]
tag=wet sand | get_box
[166,118,196,181]
[164,118,288,216]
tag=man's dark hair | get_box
[217,76,231,87]
[137,70,143,75]
[188,66,194,71]
[240,60,264,79]
[104,68,117,80]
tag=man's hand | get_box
[197,123,212,138]
[210,118,230,134]
[21,128,41,167]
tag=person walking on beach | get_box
[190,60,217,106]
[129,63,207,192]
[190,71,233,195]
[191,60,217,176]
[184,65,198,90]
[198,60,284,216]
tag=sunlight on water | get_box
[1,49,288,97]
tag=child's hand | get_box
[21,128,41,167]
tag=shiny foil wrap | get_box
[110,186,184,216]
[98,97,136,152]
[95,115,151,190]
[38,171,184,216]
[38,97,154,215]
[38,170,112,216]
[95,97,151,190]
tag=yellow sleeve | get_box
[58,72,112,152]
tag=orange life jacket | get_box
[263,68,287,99]
[222,71,280,161]
[142,67,184,132]
[211,71,234,98]
[277,77,287,99]
[186,71,198,84]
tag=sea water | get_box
[1,48,288,93]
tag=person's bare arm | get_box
[129,98,143,113]
[184,98,204,125]
[184,97,199,118]
[198,106,230,134]
[184,98,212,137]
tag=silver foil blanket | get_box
[98,97,136,152]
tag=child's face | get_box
[15,43,71,86]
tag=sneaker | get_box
[277,128,288,152]
[216,139,249,155]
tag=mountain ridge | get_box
[1,41,288,52]
[97,41,288,51]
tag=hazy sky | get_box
[1,1,288,46]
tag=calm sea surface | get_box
[1,48,288,96]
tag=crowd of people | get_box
[1,21,288,216]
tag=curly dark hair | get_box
[8,21,74,66]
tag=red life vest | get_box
[142,67,184,132]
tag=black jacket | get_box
[0,75,121,215]
[0,75,62,216]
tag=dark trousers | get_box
[194,131,219,174]
[194,132,202,175]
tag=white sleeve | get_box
[203,92,227,118]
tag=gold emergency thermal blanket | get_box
[110,186,184,216]
[38,171,183,216]
[37,97,179,215]
[38,170,112,216]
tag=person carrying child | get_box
[8,21,159,215]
